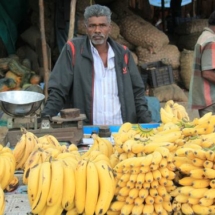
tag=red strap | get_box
[67,40,75,66]
[122,45,128,65]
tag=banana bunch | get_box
[38,134,62,151]
[27,155,78,215]
[23,147,50,184]
[170,147,215,214]
[132,124,157,138]
[111,149,176,215]
[0,185,5,215]
[13,127,39,170]
[161,100,190,124]
[74,151,115,215]
[180,112,215,138]
[112,122,138,146]
[82,134,113,159]
[0,145,16,190]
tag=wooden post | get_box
[39,0,49,100]
[68,0,77,40]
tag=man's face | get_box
[85,16,111,45]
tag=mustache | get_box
[92,33,105,38]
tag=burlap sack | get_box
[172,68,181,85]
[115,35,135,51]
[20,26,41,50]
[175,19,208,35]
[149,84,188,102]
[110,21,120,40]
[177,32,201,51]
[77,15,86,35]
[118,15,169,53]
[136,44,180,69]
[180,49,194,90]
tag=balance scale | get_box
[0,91,86,148]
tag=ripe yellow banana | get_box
[74,159,88,214]
[189,188,208,199]
[102,138,113,157]
[109,154,119,168]
[143,204,154,214]
[66,206,78,215]
[121,203,134,215]
[46,160,64,207]
[27,163,41,205]
[131,204,144,215]
[31,161,51,214]
[199,197,213,206]
[98,139,110,157]
[109,201,125,212]
[13,134,26,167]
[0,185,5,215]
[23,149,43,185]
[41,193,64,215]
[61,160,76,211]
[181,203,194,215]
[178,163,200,175]
[160,107,174,124]
[118,122,133,133]
[192,204,211,214]
[162,201,172,213]
[157,185,167,197]
[0,155,16,190]
[122,139,136,153]
[138,188,149,199]
[145,195,155,205]
[85,161,99,215]
[192,178,210,188]
[95,161,115,215]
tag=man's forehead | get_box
[87,16,109,23]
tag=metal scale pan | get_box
[0,91,45,117]
[0,91,86,147]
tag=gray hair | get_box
[84,4,112,24]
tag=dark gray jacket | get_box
[42,36,152,124]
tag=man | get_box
[42,4,152,125]
[189,11,215,117]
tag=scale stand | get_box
[6,114,39,130]
[4,112,86,148]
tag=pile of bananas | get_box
[0,145,16,190]
[109,149,176,215]
[170,147,215,214]
[74,151,115,215]
[23,142,80,185]
[0,185,5,215]
[27,148,115,215]
[82,134,113,159]
[27,151,79,215]
[112,122,181,163]
[160,100,190,124]
[13,127,39,170]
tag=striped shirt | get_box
[91,43,123,125]
[189,27,215,109]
